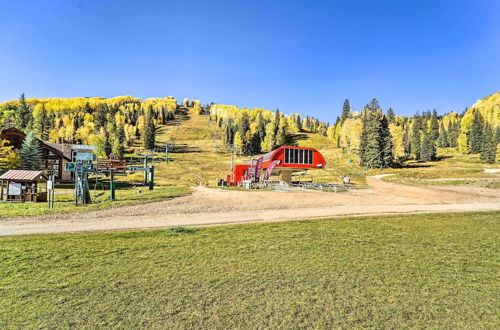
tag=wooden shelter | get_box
[0,170,48,202]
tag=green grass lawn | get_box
[0,185,190,218]
[1,211,498,328]
[381,148,500,188]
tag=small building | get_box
[0,127,72,182]
[0,170,48,202]
[227,146,327,185]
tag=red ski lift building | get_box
[227,146,326,186]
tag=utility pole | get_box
[165,142,169,163]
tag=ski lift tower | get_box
[66,144,97,206]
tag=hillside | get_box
[144,107,367,186]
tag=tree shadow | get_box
[171,144,203,154]
[392,162,432,169]
[288,133,309,145]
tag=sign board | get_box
[8,183,22,195]
[47,180,54,190]
[75,152,96,162]
[254,157,263,182]
[72,144,97,151]
[264,160,279,181]
[96,159,128,172]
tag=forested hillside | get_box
[1,91,499,173]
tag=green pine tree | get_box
[143,105,156,150]
[358,108,369,165]
[238,112,250,147]
[495,126,500,145]
[341,99,351,122]
[386,108,395,123]
[411,114,422,160]
[275,124,288,147]
[19,131,43,170]
[438,122,449,147]
[480,124,497,164]
[402,124,411,158]
[83,102,93,114]
[360,108,385,168]
[103,130,112,157]
[274,109,280,134]
[15,93,32,130]
[469,109,483,153]
[429,109,439,141]
[112,122,126,159]
[420,131,432,162]
[95,104,108,132]
[34,103,50,141]
[381,115,393,168]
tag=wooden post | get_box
[0,180,3,201]
[109,171,115,201]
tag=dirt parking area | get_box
[1,176,499,236]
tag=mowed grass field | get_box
[383,148,500,188]
[1,211,498,328]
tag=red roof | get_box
[0,170,47,182]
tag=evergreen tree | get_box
[480,124,497,164]
[429,109,439,141]
[274,109,280,134]
[358,105,392,168]
[275,124,288,147]
[224,121,235,147]
[245,132,262,155]
[469,109,483,153]
[367,98,380,112]
[495,126,500,144]
[362,110,383,168]
[103,129,112,158]
[15,93,32,130]
[411,114,422,159]
[143,105,155,150]
[381,115,393,167]
[256,113,266,142]
[34,103,49,141]
[83,102,93,114]
[386,108,395,123]
[19,131,43,170]
[341,99,351,122]
[402,124,411,158]
[238,112,250,146]
[358,108,369,165]
[113,122,126,159]
[95,104,108,131]
[420,131,432,162]
[438,122,449,147]
[295,114,302,131]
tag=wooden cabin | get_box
[0,127,72,182]
[0,170,48,202]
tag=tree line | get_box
[0,94,179,166]
[330,98,499,166]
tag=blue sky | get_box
[0,0,499,122]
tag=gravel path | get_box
[1,176,499,236]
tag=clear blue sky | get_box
[0,0,499,122]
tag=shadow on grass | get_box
[288,133,309,145]
[391,162,432,169]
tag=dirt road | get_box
[1,176,499,236]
